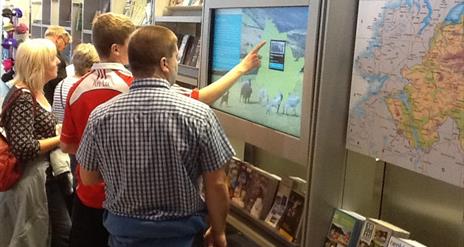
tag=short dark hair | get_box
[92,13,135,58]
[128,25,177,77]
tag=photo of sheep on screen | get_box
[210,6,308,137]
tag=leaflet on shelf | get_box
[324,208,366,247]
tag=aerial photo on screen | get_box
[210,6,309,137]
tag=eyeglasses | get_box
[59,36,71,47]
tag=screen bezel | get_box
[199,0,320,166]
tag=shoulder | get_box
[175,94,216,122]
[67,72,93,98]
[89,94,121,121]
[13,88,33,103]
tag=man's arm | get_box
[198,41,266,105]
[203,166,229,247]
[80,167,103,185]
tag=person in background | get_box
[52,43,99,216]
[0,38,70,247]
[44,25,71,105]
[78,24,233,247]
[53,43,99,124]
[60,12,264,247]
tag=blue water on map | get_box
[444,3,464,24]
[353,74,390,118]
[419,0,433,34]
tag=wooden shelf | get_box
[155,15,202,23]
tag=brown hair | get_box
[128,25,177,77]
[92,13,135,58]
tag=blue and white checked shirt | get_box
[77,78,235,221]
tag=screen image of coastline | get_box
[210,7,309,137]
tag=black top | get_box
[44,50,67,104]
[2,88,57,162]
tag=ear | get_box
[160,57,169,73]
[110,43,120,57]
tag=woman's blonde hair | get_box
[13,38,57,93]
[72,43,99,76]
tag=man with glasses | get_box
[44,25,72,105]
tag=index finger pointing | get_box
[250,40,266,54]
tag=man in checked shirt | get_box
[61,12,264,247]
[68,14,264,247]
[76,25,265,246]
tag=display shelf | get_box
[178,64,198,78]
[83,32,92,43]
[154,15,201,23]
[59,0,72,27]
[163,5,202,16]
[42,0,51,25]
[176,74,197,87]
[227,206,299,247]
[154,1,202,86]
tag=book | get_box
[183,36,200,66]
[170,0,191,7]
[289,176,307,194]
[264,177,294,228]
[177,34,193,64]
[324,208,366,247]
[227,158,281,220]
[278,190,305,242]
[228,158,252,209]
[190,0,204,6]
[387,237,427,247]
[357,218,410,247]
[242,164,281,220]
[189,37,201,67]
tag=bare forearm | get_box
[205,182,230,235]
[198,41,265,105]
[199,65,246,105]
[38,136,60,154]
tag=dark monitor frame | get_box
[199,0,320,166]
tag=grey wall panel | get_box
[342,150,384,218]
[303,0,359,245]
[381,164,464,247]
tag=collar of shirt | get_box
[130,78,171,91]
[91,63,132,75]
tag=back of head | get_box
[92,13,135,59]
[72,43,99,76]
[44,25,71,43]
[14,38,57,93]
[128,25,177,78]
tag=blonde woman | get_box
[0,38,70,247]
[53,43,99,123]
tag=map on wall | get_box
[346,0,464,187]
